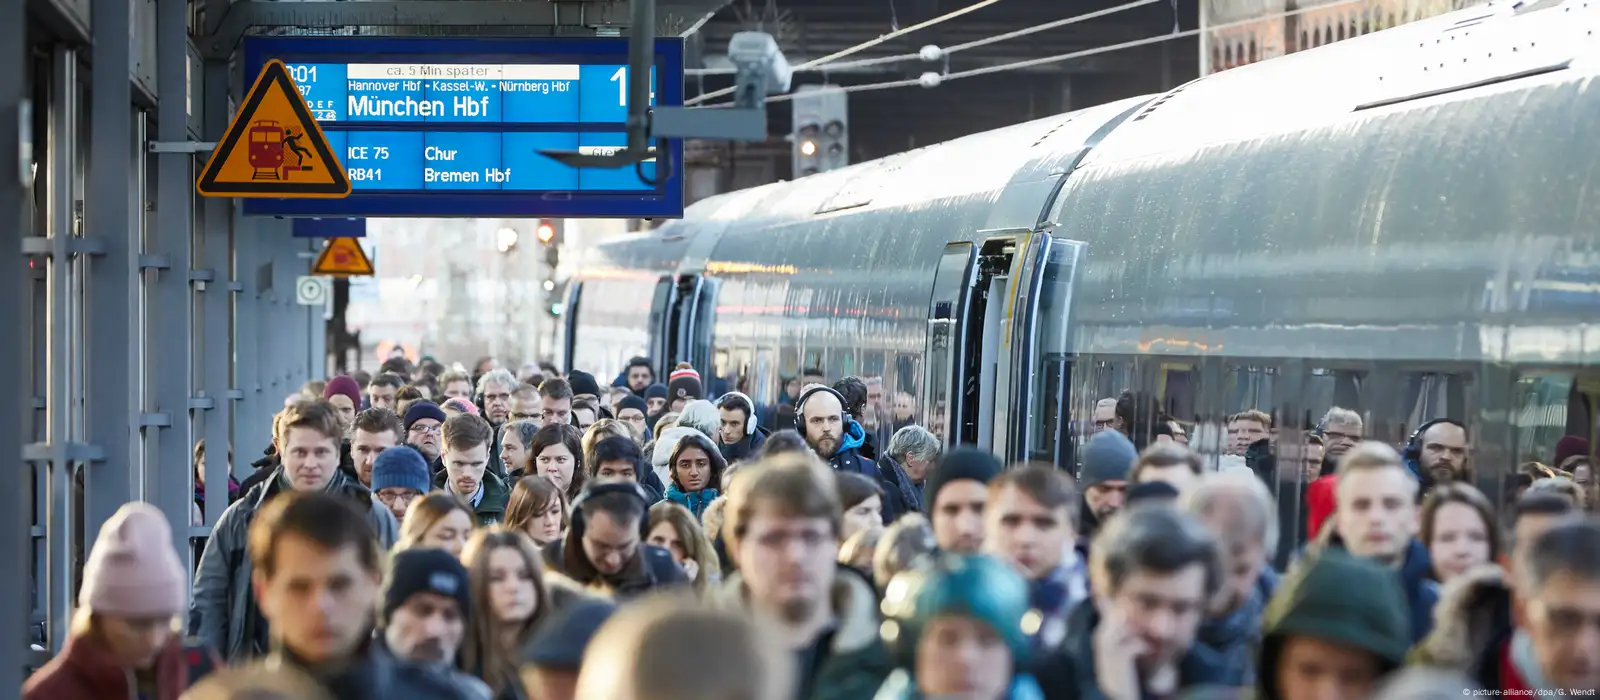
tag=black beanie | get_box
[616,394,648,415]
[568,370,602,398]
[1126,480,1180,505]
[382,548,470,623]
[522,598,617,670]
[644,383,668,401]
[922,447,1003,511]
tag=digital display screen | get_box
[240,37,685,218]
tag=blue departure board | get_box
[240,37,685,219]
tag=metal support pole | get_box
[151,0,196,565]
[86,0,137,545]
[1198,0,1212,77]
[1,0,34,679]
[200,56,234,526]
[44,45,80,655]
[626,0,654,154]
[234,218,260,460]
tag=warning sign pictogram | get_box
[196,60,351,198]
[311,237,375,277]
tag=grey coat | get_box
[190,467,398,660]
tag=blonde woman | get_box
[397,492,478,558]
[646,501,721,593]
[462,528,549,700]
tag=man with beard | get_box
[378,548,492,697]
[1077,430,1135,540]
[715,454,893,700]
[796,385,890,494]
[1407,419,1470,487]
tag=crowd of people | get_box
[20,353,1600,700]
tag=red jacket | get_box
[23,635,192,700]
[1306,475,1338,541]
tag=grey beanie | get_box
[1079,430,1136,487]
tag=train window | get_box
[1511,372,1598,469]
[1224,364,1277,417]
[1397,371,1471,437]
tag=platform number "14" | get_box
[610,67,655,106]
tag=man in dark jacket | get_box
[1180,470,1282,687]
[1324,442,1440,643]
[713,391,769,462]
[1254,548,1412,700]
[1042,504,1228,699]
[541,482,688,598]
[796,384,912,522]
[189,492,487,700]
[714,455,893,700]
[432,413,509,525]
[191,400,399,661]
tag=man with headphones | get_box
[541,481,689,598]
[1404,418,1470,487]
[715,391,769,462]
[795,383,910,524]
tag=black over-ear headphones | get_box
[567,480,652,539]
[1402,418,1464,474]
[794,385,847,439]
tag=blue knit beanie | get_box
[1079,430,1137,487]
[372,445,431,494]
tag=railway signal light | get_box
[792,85,848,179]
[537,221,556,245]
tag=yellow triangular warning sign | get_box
[196,60,351,198]
[312,237,374,277]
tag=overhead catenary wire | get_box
[694,0,1370,108]
[685,0,1008,105]
[686,0,1161,76]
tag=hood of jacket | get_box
[841,419,867,453]
[714,566,882,657]
[1411,564,1514,672]
[1257,548,1413,700]
[23,634,190,700]
[719,425,770,462]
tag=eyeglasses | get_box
[409,424,441,435]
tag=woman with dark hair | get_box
[525,423,585,502]
[664,433,725,519]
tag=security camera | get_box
[728,31,792,99]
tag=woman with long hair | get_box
[1419,483,1499,584]
[396,492,478,558]
[461,528,549,700]
[500,420,540,479]
[503,475,568,547]
[646,501,720,594]
[528,423,586,502]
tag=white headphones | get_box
[716,391,760,435]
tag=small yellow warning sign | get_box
[196,60,351,198]
[312,237,374,277]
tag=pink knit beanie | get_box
[79,502,187,617]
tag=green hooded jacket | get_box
[1255,549,1413,700]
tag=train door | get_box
[561,281,583,372]
[1005,233,1085,466]
[923,236,1021,450]
[646,276,679,378]
[673,274,719,377]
